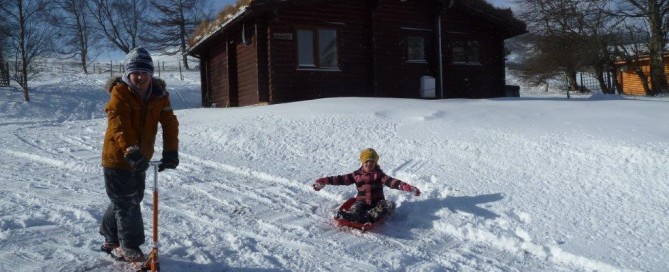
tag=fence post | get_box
[179,61,183,81]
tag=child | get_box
[312,148,421,223]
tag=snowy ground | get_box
[0,71,668,272]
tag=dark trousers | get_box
[342,200,392,223]
[99,168,146,248]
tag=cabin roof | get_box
[187,0,527,55]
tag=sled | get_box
[333,198,393,232]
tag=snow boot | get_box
[336,210,371,223]
[113,245,146,262]
[367,205,387,222]
[100,241,119,254]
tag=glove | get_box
[400,183,421,196]
[158,150,179,172]
[312,178,327,191]
[125,148,149,173]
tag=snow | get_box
[1,70,668,272]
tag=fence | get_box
[3,59,189,81]
[577,71,614,94]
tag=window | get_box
[297,28,338,69]
[452,39,480,64]
[407,36,426,62]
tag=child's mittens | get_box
[400,183,421,196]
[312,178,327,191]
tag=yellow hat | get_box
[359,148,379,163]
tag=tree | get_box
[0,0,57,102]
[514,0,590,93]
[86,0,150,54]
[146,0,206,69]
[612,0,669,95]
[52,0,100,74]
[613,25,653,94]
[509,33,589,94]
[515,0,622,95]
[0,23,7,85]
[0,15,7,60]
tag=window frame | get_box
[451,38,481,65]
[406,35,427,63]
[296,27,339,71]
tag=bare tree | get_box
[579,1,623,94]
[86,0,150,54]
[146,0,206,69]
[515,0,592,92]
[0,16,7,57]
[613,25,654,94]
[515,0,623,94]
[612,0,669,95]
[0,0,57,102]
[0,22,7,84]
[52,0,100,74]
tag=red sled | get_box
[333,198,393,232]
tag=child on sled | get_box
[312,148,421,223]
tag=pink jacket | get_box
[316,166,410,205]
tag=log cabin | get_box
[188,0,527,107]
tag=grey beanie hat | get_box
[124,47,154,75]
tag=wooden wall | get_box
[235,24,258,106]
[207,45,232,107]
[372,0,437,98]
[616,59,669,96]
[441,8,505,98]
[267,0,371,103]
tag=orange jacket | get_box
[101,77,179,169]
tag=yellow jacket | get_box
[101,77,179,169]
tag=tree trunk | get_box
[182,53,189,70]
[21,62,30,102]
[18,0,30,102]
[633,66,652,95]
[594,62,613,94]
[647,0,668,95]
[565,68,579,91]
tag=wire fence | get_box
[2,59,190,84]
[578,71,615,94]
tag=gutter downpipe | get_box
[439,0,455,99]
[438,14,444,99]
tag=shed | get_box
[614,54,669,96]
[188,0,527,107]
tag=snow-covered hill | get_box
[0,71,667,271]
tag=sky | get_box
[0,64,668,271]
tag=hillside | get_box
[0,71,667,271]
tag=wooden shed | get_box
[614,54,669,96]
[188,0,527,107]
